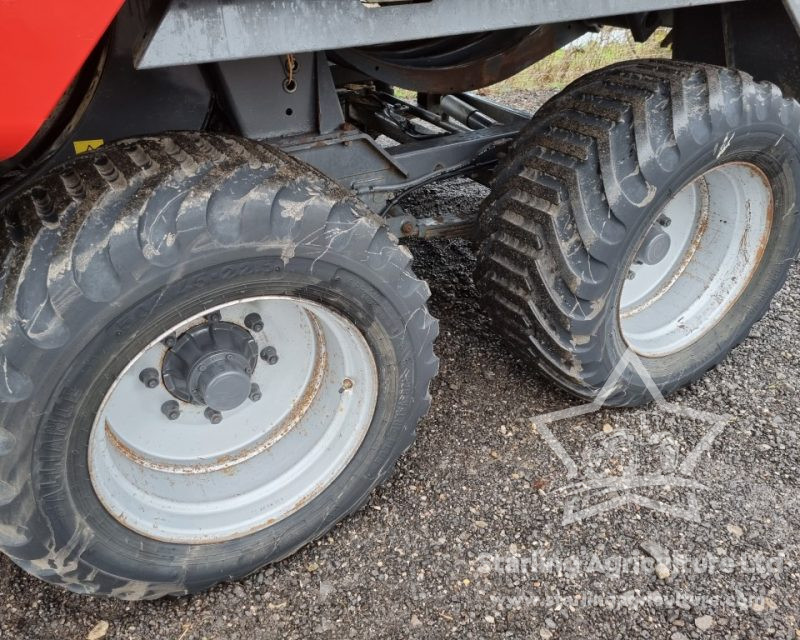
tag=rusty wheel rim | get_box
[88,296,378,543]
[620,162,773,357]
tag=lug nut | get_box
[244,313,264,332]
[161,400,180,420]
[163,334,176,348]
[206,311,222,323]
[204,407,223,424]
[261,346,279,365]
[658,215,672,227]
[139,367,160,388]
[249,383,262,402]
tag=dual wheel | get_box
[0,59,798,598]
[478,59,800,405]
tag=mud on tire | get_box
[0,133,438,598]
[477,59,800,406]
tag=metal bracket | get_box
[277,86,524,235]
[216,53,344,138]
[385,210,480,239]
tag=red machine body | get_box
[0,0,123,162]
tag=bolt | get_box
[206,311,222,323]
[161,400,180,421]
[340,378,354,393]
[163,334,176,348]
[244,312,264,332]
[627,270,636,280]
[261,346,279,365]
[204,407,223,424]
[658,215,672,227]
[400,221,415,236]
[139,368,160,389]
[249,383,262,402]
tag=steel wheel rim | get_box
[620,162,773,357]
[88,296,378,544]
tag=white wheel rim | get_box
[620,162,773,357]
[89,296,378,544]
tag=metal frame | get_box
[258,73,526,232]
[137,0,744,69]
[329,23,587,94]
[215,53,344,139]
[279,114,522,228]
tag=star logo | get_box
[532,349,731,525]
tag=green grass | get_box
[392,27,671,103]
[480,27,671,94]
[395,88,416,101]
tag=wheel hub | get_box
[635,223,671,266]
[162,320,259,411]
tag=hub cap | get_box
[162,321,259,411]
[88,297,378,543]
[620,162,773,357]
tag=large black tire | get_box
[0,133,438,598]
[476,59,800,406]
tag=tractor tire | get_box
[0,133,438,598]
[476,59,800,406]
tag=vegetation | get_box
[480,27,671,94]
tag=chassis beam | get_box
[136,0,743,69]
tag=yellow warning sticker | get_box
[73,139,105,155]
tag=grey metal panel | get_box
[137,0,740,69]
[216,54,317,138]
[280,130,408,188]
[216,53,344,139]
[278,122,521,211]
[386,123,520,180]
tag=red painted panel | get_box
[0,0,124,162]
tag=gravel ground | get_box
[2,91,800,640]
